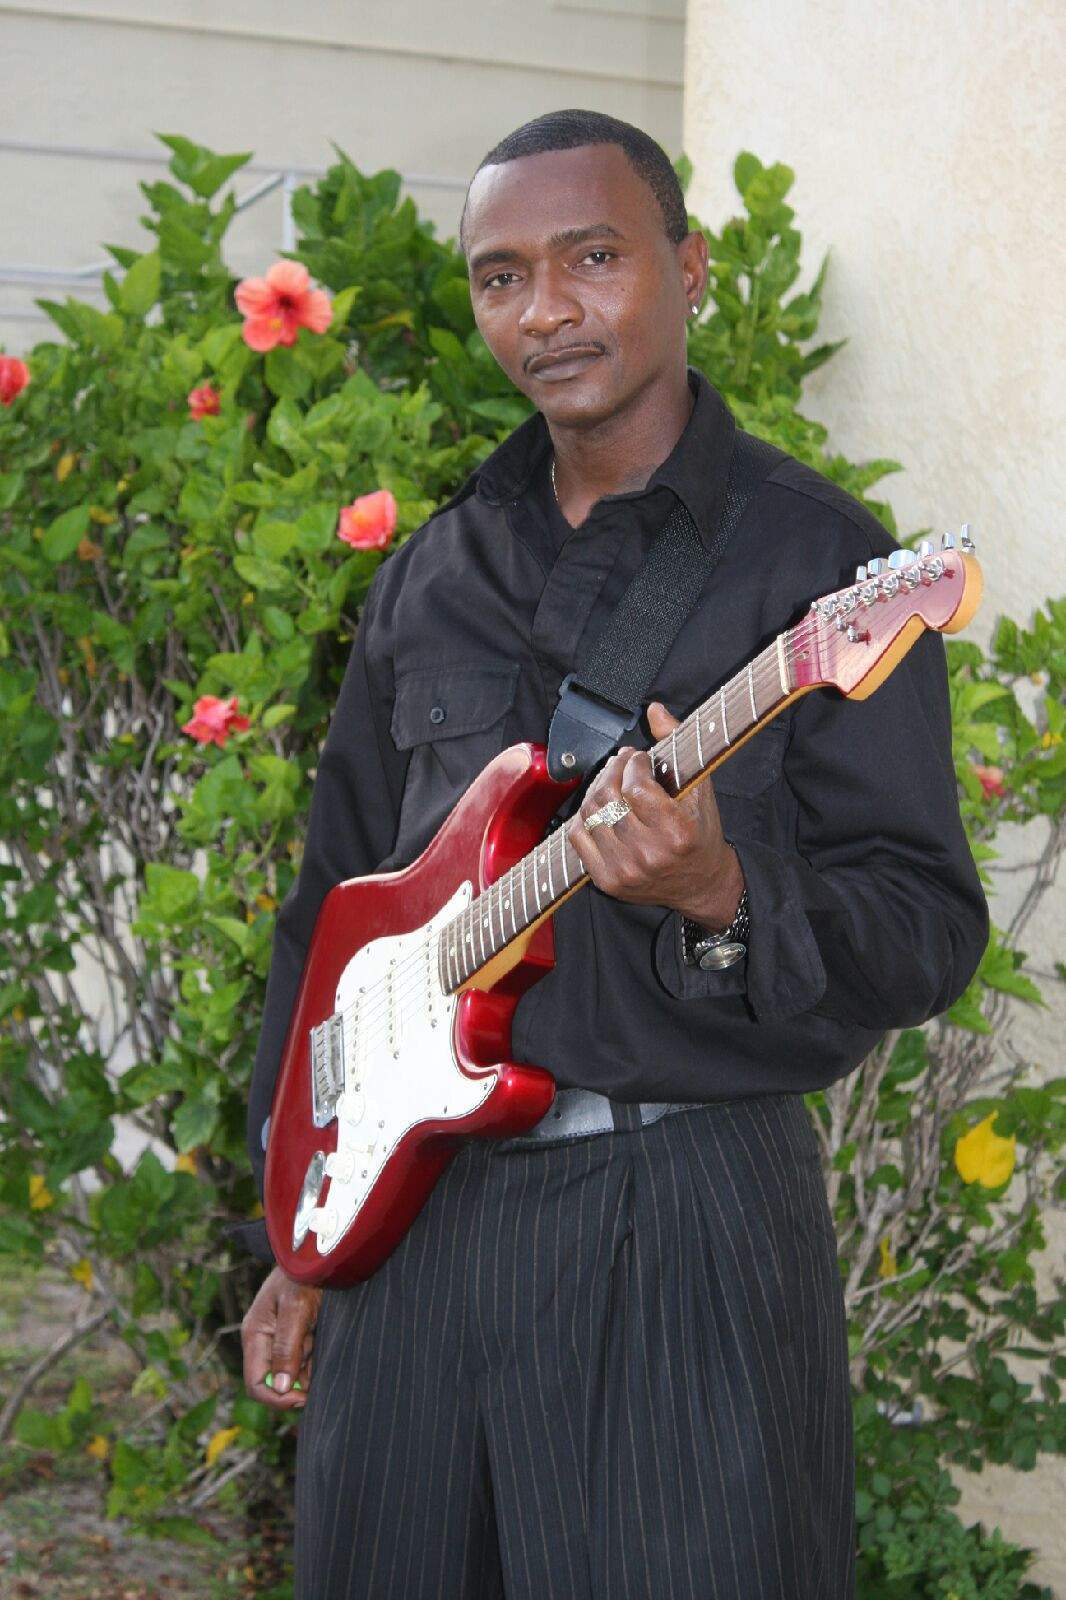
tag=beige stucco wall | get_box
[684,5,1065,1585]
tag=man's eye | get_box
[484,272,518,289]
[582,250,616,265]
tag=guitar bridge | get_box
[309,1013,346,1128]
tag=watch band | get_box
[681,886,750,970]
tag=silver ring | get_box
[584,799,631,831]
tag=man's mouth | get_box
[526,345,604,381]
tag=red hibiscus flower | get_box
[188,383,221,420]
[337,489,398,552]
[972,764,1006,800]
[0,356,30,406]
[234,261,332,352]
[182,695,250,748]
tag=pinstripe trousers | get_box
[293,1092,855,1599]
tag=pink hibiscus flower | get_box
[188,383,221,420]
[234,261,332,353]
[0,355,30,406]
[182,695,251,748]
[973,764,1006,800]
[337,489,398,552]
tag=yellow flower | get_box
[117,476,130,494]
[56,452,77,482]
[88,506,113,525]
[877,1237,898,1278]
[29,1173,54,1210]
[247,1200,264,1219]
[85,1434,110,1461]
[174,1152,198,1176]
[205,1426,241,1467]
[954,1112,1016,1188]
[12,1005,25,1023]
[70,1257,93,1290]
[255,892,277,913]
[1041,730,1062,749]
[242,591,255,606]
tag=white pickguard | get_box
[302,881,495,1257]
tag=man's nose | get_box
[518,266,583,339]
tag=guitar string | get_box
[316,572,942,1054]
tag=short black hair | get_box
[459,109,689,253]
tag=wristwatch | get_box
[681,887,750,970]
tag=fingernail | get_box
[275,1372,291,1394]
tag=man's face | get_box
[463,143,701,428]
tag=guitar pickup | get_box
[309,1014,346,1128]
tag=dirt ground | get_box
[0,1266,293,1600]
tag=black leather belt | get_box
[492,1086,705,1151]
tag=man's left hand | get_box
[569,701,745,932]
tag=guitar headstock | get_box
[792,527,983,700]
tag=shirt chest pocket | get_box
[707,715,790,835]
[389,663,520,858]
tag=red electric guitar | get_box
[263,531,982,1285]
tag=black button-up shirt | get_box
[243,367,988,1225]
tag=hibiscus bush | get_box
[0,139,1063,1594]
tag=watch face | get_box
[697,941,746,970]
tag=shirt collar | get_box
[472,366,737,550]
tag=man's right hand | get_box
[242,1265,322,1411]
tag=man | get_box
[238,110,988,1598]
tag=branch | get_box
[0,1304,111,1444]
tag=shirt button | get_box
[429,705,446,725]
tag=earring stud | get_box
[690,304,700,316]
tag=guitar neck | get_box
[437,621,813,996]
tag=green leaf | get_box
[233,553,292,592]
[264,345,312,400]
[330,285,361,329]
[156,134,252,199]
[733,151,763,198]
[41,504,91,562]
[119,250,161,316]
[172,1095,220,1152]
[262,703,296,729]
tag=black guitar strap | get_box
[546,428,785,783]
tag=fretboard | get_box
[436,624,803,995]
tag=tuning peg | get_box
[855,564,867,582]
[959,522,975,550]
[867,557,885,575]
[941,532,956,550]
[888,549,917,568]
[918,538,934,557]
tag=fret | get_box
[494,881,505,951]
[747,660,757,722]
[532,859,543,914]
[776,633,789,697]
[670,727,679,791]
[545,841,555,902]
[695,707,704,769]
[720,685,729,744]
[560,831,570,889]
[508,873,518,938]
[477,904,486,966]
[521,859,530,925]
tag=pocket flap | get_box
[390,663,520,750]
[710,716,789,796]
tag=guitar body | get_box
[264,741,577,1286]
